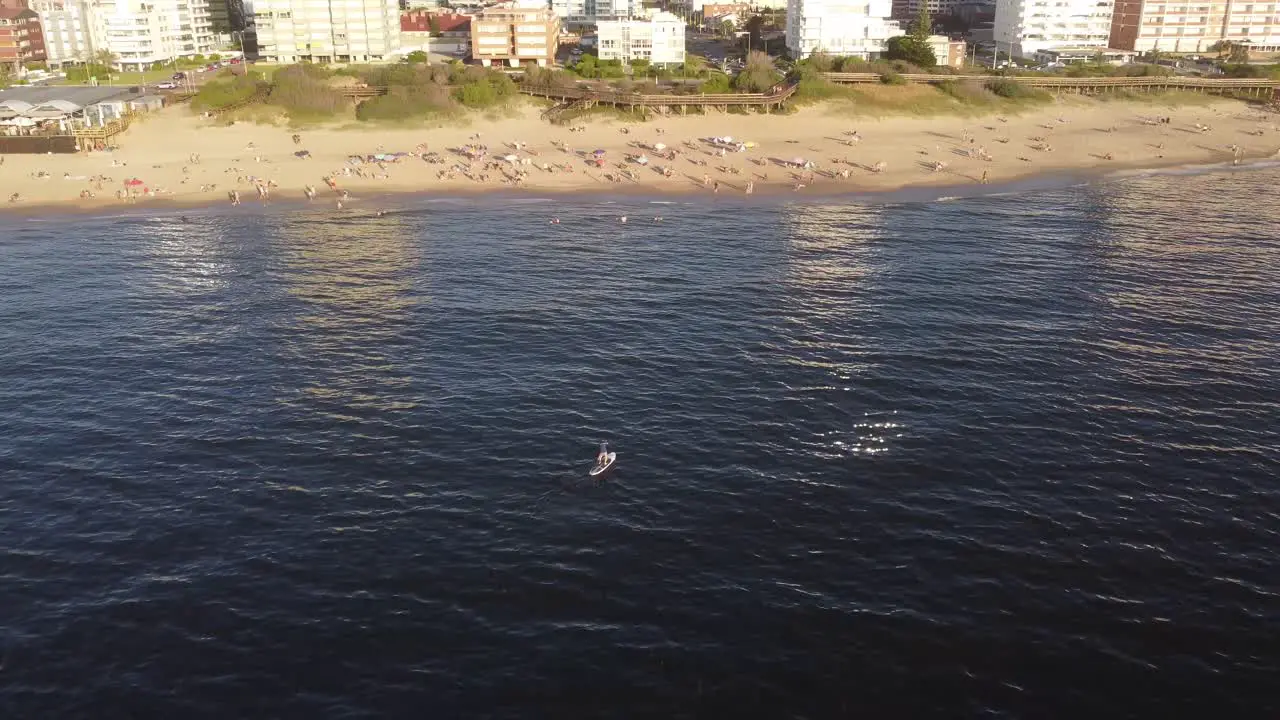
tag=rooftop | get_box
[401,11,472,33]
[0,85,147,107]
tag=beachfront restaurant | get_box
[0,87,161,132]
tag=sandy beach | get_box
[3,95,1278,212]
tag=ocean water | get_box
[2,168,1278,719]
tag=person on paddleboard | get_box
[597,442,609,467]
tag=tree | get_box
[405,50,429,64]
[94,49,118,70]
[743,14,765,52]
[682,54,708,77]
[1212,40,1250,63]
[804,51,835,72]
[734,50,779,92]
[884,35,936,68]
[428,14,442,37]
[913,5,932,39]
[719,19,735,39]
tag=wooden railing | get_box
[328,81,797,109]
[821,72,1280,91]
[520,81,798,108]
[203,89,270,116]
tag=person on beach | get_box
[229,189,241,206]
[981,170,989,184]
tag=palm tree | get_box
[93,49,119,82]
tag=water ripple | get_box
[1,171,1278,718]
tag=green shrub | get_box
[191,73,262,111]
[356,85,455,121]
[267,64,346,118]
[986,78,1033,98]
[879,71,907,85]
[699,73,733,94]
[457,80,497,107]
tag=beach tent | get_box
[592,149,606,156]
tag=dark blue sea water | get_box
[2,167,1278,719]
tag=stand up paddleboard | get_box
[589,452,617,479]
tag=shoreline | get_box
[6,156,1278,222]
[3,97,1277,219]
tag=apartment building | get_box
[470,2,558,67]
[994,0,1114,57]
[27,0,107,67]
[550,0,638,28]
[785,0,904,59]
[892,0,963,21]
[0,4,46,70]
[598,9,685,64]
[253,0,401,63]
[1110,0,1280,53]
[92,0,220,70]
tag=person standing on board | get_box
[597,442,609,467]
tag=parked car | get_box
[156,81,178,89]
[229,57,242,64]
[172,72,186,80]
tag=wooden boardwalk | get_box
[72,113,135,151]
[821,72,1280,98]
[331,81,796,119]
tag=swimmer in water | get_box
[549,217,560,224]
[619,216,627,224]
[653,216,662,222]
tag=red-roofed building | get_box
[400,10,472,57]
[0,4,46,72]
[401,11,472,37]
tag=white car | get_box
[156,81,178,89]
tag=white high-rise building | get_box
[994,0,1114,57]
[550,0,639,27]
[1109,0,1280,53]
[253,0,401,63]
[28,0,107,68]
[598,10,686,64]
[785,0,903,59]
[96,0,220,70]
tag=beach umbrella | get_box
[653,143,666,151]
[593,149,606,156]
[124,178,145,187]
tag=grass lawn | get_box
[54,68,177,86]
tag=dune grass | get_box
[815,81,1054,118]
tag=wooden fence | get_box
[524,81,798,119]
[821,72,1280,98]
[72,113,135,151]
[326,81,796,116]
